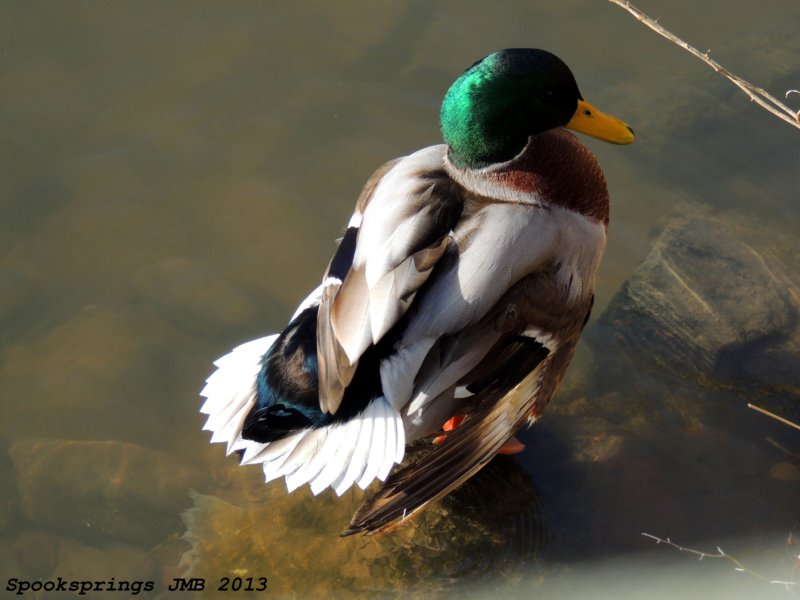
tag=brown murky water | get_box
[1,1,798,598]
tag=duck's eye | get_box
[540,89,554,100]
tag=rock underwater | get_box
[585,201,800,426]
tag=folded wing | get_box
[317,145,463,414]
[343,340,556,535]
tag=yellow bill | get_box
[567,99,635,144]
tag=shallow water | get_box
[1,1,798,598]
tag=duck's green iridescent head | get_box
[441,48,635,169]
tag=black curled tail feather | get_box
[242,307,322,443]
[241,303,392,443]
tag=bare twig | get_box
[609,0,800,130]
[642,533,798,592]
[749,403,800,432]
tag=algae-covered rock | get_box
[177,457,546,598]
[10,438,204,545]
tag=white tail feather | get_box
[200,335,278,454]
[240,432,303,466]
[377,403,397,482]
[309,421,360,495]
[332,409,375,495]
[200,335,406,496]
[393,413,406,464]
[285,432,330,493]
[357,399,389,489]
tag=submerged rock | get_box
[13,531,61,579]
[535,203,800,551]
[55,538,157,600]
[10,438,204,546]
[769,461,800,482]
[0,436,21,533]
[586,203,800,424]
[12,529,156,587]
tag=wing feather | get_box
[315,158,401,414]
[367,236,450,344]
[317,279,359,414]
[316,146,463,415]
[344,353,554,535]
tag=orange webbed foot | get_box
[433,415,465,444]
[498,436,525,455]
[433,416,524,454]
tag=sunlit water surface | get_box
[1,1,798,598]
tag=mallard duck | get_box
[200,48,634,535]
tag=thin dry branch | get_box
[748,403,800,432]
[642,533,799,592]
[609,0,800,130]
